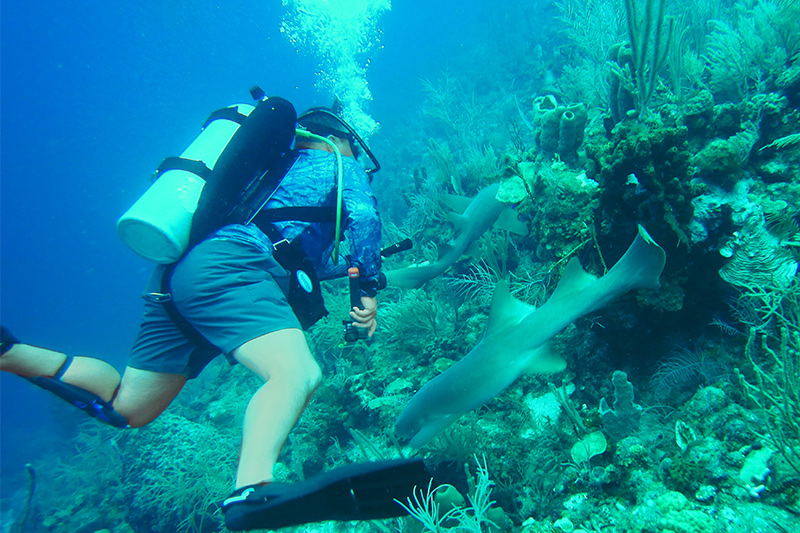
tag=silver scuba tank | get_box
[116,103,255,264]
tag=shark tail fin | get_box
[606,225,666,291]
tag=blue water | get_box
[0,0,483,498]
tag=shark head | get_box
[395,407,462,449]
[386,184,528,289]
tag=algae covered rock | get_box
[693,138,743,189]
[514,160,599,261]
[654,490,716,532]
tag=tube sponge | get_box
[558,104,588,161]
[540,108,564,155]
[537,101,587,163]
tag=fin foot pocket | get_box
[222,458,433,531]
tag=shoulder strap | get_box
[190,97,297,247]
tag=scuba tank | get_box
[117,103,255,264]
[116,94,297,264]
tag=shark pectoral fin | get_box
[485,281,536,335]
[464,240,481,258]
[495,208,529,236]
[446,212,470,231]
[524,343,567,375]
[438,242,456,260]
[550,257,598,302]
[440,194,472,214]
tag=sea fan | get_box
[760,132,800,152]
[651,349,723,394]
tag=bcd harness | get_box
[149,95,355,352]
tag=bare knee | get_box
[113,395,160,428]
[266,352,321,399]
[303,360,323,397]
[112,367,186,428]
[234,329,322,397]
[123,412,159,429]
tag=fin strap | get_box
[26,374,130,429]
[53,354,74,380]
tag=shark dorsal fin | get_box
[494,208,529,236]
[486,281,536,336]
[438,242,455,260]
[550,257,598,302]
[440,194,472,214]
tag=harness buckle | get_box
[143,292,172,303]
[272,238,291,252]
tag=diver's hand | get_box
[349,296,377,338]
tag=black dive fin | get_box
[26,376,129,429]
[222,458,433,531]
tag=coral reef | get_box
[13,1,800,532]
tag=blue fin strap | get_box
[26,355,129,429]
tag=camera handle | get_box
[341,238,412,343]
[348,267,363,310]
[343,267,369,343]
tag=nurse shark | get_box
[386,183,528,289]
[395,226,666,448]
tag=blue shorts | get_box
[127,225,301,378]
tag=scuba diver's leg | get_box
[112,366,186,428]
[1,342,185,428]
[231,328,322,489]
[0,327,129,427]
[0,339,121,402]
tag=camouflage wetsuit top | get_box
[215,149,383,297]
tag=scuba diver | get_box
[0,93,433,531]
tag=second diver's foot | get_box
[0,326,21,356]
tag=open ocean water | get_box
[3,0,800,531]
